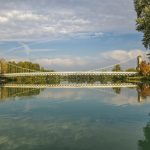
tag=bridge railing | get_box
[1,71,138,77]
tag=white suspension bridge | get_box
[2,71,138,77]
[0,55,143,77]
[0,83,138,89]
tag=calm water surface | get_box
[0,85,150,150]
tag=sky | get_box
[0,0,148,71]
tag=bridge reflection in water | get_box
[0,83,150,103]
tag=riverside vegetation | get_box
[0,60,149,84]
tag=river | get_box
[0,83,150,150]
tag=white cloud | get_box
[0,0,137,40]
[0,16,8,23]
[35,57,88,67]
[39,58,74,66]
[109,94,141,106]
[102,49,144,61]
[3,10,45,21]
[7,49,146,71]
[38,89,85,100]
[30,49,146,71]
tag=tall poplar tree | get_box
[134,0,150,51]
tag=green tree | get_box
[134,0,150,49]
[0,59,8,73]
[126,68,136,72]
[112,64,122,72]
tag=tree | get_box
[0,59,8,73]
[126,68,136,72]
[134,0,150,50]
[139,61,150,75]
[112,64,122,72]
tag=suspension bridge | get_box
[0,83,138,89]
[1,71,138,77]
[0,55,143,77]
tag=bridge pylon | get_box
[0,61,2,74]
[136,55,142,71]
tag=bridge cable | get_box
[87,51,148,72]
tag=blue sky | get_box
[0,0,147,71]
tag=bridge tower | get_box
[136,55,142,71]
[0,61,1,74]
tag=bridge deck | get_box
[1,71,138,77]
[0,83,138,89]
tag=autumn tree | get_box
[139,61,150,75]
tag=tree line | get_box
[0,60,53,74]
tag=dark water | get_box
[0,85,150,150]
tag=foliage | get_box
[65,75,126,84]
[134,0,150,50]
[0,60,54,74]
[112,64,122,72]
[0,59,8,73]
[139,61,150,75]
[141,75,150,82]
[0,60,59,84]
[126,68,137,72]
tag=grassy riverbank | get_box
[126,76,150,83]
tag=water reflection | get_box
[112,87,121,94]
[0,83,150,104]
[0,117,142,150]
[139,115,150,150]
[138,84,150,102]
[0,83,150,150]
[0,87,41,102]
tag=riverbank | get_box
[126,76,150,83]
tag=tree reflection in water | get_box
[112,88,121,94]
[138,84,150,98]
[0,87,41,101]
[138,84,150,103]
[0,83,150,103]
[138,114,150,150]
